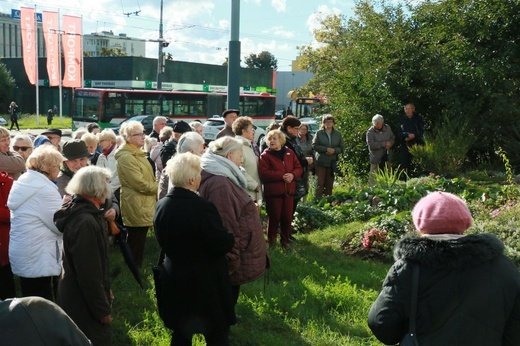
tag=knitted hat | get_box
[412,191,473,234]
[62,140,89,161]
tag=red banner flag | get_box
[62,15,82,88]
[21,7,36,85]
[42,11,59,87]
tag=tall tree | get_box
[0,60,16,108]
[299,0,520,175]
[244,51,278,70]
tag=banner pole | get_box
[35,5,40,125]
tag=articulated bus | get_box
[72,88,276,130]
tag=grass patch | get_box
[109,225,390,345]
[1,114,72,130]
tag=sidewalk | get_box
[10,128,73,139]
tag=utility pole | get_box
[227,0,240,109]
[157,0,164,90]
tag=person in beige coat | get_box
[115,121,157,267]
[232,116,262,205]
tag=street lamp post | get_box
[157,0,164,90]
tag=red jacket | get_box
[0,172,13,266]
[259,147,303,198]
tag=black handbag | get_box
[401,264,420,345]
[152,250,175,328]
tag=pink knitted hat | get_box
[412,192,473,234]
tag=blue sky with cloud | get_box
[0,0,357,71]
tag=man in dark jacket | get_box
[216,109,239,139]
[368,192,520,345]
[399,103,424,175]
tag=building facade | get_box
[83,31,146,57]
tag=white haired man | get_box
[150,116,168,140]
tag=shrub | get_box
[409,115,475,176]
[292,203,347,233]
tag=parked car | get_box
[0,117,7,126]
[202,117,266,145]
[275,109,285,120]
[109,115,175,135]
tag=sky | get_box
[0,0,358,71]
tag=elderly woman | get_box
[150,126,173,180]
[366,114,395,185]
[55,166,113,346]
[0,127,25,180]
[258,129,303,248]
[154,152,235,345]
[312,114,345,199]
[96,129,121,196]
[144,136,158,172]
[56,140,90,198]
[232,116,261,204]
[115,121,157,267]
[189,121,204,137]
[368,192,520,345]
[199,137,267,307]
[12,134,34,162]
[7,145,64,300]
[81,132,100,165]
[260,121,281,153]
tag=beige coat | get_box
[115,144,157,227]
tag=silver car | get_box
[202,117,265,145]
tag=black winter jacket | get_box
[368,234,520,345]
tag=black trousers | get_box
[19,276,57,302]
[126,226,149,267]
[10,118,19,131]
[0,264,16,299]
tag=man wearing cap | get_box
[56,140,90,197]
[41,129,62,151]
[368,191,520,345]
[216,109,239,139]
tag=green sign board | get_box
[145,80,152,90]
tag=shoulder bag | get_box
[401,264,420,345]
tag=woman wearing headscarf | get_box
[199,137,267,307]
[55,166,114,346]
[258,129,303,248]
[115,121,157,267]
[7,145,64,300]
[154,152,235,345]
[368,192,520,345]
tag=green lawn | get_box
[1,114,72,130]
[109,223,390,345]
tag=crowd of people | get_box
[2,104,520,345]
[0,111,346,345]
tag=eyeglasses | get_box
[131,133,145,137]
[13,146,31,152]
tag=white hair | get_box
[208,136,243,158]
[372,114,384,125]
[165,152,201,187]
[177,132,204,154]
[65,166,112,199]
[153,116,168,125]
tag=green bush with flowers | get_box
[295,172,520,262]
